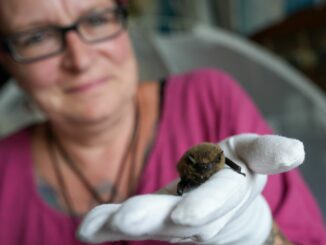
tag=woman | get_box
[0,0,325,244]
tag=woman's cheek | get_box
[115,34,139,84]
[100,31,135,65]
[13,61,59,92]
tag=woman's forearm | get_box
[264,221,293,245]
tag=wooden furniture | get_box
[251,5,326,92]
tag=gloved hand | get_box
[77,134,305,244]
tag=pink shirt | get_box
[0,69,325,245]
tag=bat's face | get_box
[177,143,225,185]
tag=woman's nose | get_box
[61,32,95,72]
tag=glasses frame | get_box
[0,6,128,63]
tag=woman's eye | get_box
[19,32,49,46]
[85,14,111,26]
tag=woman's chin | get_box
[74,110,112,126]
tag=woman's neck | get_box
[32,82,159,211]
[44,98,138,169]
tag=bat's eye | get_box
[194,163,213,173]
[213,152,222,163]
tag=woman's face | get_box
[0,0,138,127]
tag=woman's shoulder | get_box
[139,68,249,126]
[0,127,33,177]
[159,68,245,108]
[141,68,238,87]
[0,126,32,154]
[159,68,245,104]
[166,68,238,87]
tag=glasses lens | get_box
[10,28,62,61]
[78,9,125,42]
[4,7,127,63]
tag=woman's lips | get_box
[65,77,108,94]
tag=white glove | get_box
[77,134,305,244]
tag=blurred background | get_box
[127,0,326,91]
[0,0,325,218]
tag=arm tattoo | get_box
[264,221,293,245]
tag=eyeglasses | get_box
[0,7,128,63]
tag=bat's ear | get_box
[186,154,196,165]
